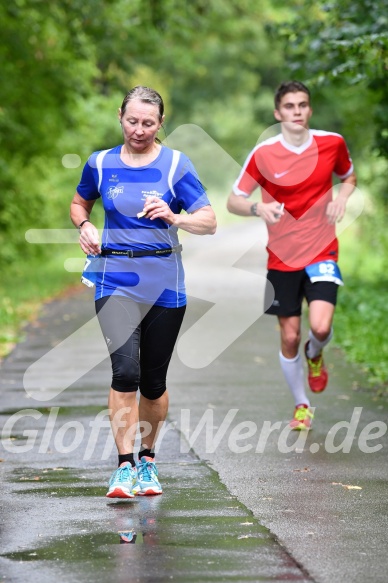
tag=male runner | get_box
[227,80,357,429]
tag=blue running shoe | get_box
[106,463,137,499]
[119,530,137,544]
[135,456,162,496]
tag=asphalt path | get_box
[1,221,387,582]
[171,222,388,583]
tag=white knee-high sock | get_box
[307,328,333,359]
[279,351,310,407]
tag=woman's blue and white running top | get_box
[77,145,210,307]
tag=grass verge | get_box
[334,278,388,392]
[0,249,82,360]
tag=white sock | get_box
[307,328,333,358]
[279,351,310,407]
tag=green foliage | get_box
[0,0,288,273]
[276,0,388,163]
[280,0,388,81]
[0,1,98,157]
[0,248,79,357]
[335,279,388,388]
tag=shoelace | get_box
[307,354,323,377]
[294,407,314,421]
[112,464,134,484]
[138,460,158,483]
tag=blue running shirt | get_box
[77,145,210,307]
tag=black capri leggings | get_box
[95,296,186,400]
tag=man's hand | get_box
[326,172,357,225]
[257,201,285,224]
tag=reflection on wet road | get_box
[0,287,313,582]
[1,459,312,582]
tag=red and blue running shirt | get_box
[233,130,354,271]
[77,145,210,307]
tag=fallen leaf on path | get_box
[331,482,362,490]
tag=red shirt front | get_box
[233,130,353,271]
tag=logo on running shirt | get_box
[106,185,124,199]
[274,170,290,179]
[141,190,163,200]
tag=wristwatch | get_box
[250,203,258,216]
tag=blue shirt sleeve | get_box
[173,154,210,213]
[76,153,101,200]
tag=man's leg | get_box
[265,270,313,429]
[307,299,335,355]
[305,300,335,392]
[278,315,311,408]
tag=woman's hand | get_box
[79,222,101,255]
[141,196,176,225]
[70,193,100,255]
[141,196,216,235]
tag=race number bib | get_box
[305,261,344,286]
[81,254,102,288]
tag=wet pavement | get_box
[1,222,388,582]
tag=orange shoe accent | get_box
[106,487,135,499]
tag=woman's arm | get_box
[142,198,217,235]
[70,193,101,254]
[172,205,217,235]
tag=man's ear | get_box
[274,109,281,122]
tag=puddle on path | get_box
[1,460,313,582]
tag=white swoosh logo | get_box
[274,171,290,178]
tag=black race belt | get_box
[101,244,182,258]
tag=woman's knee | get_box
[139,381,166,400]
[111,356,139,392]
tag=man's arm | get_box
[227,192,254,216]
[227,192,285,224]
[326,171,357,224]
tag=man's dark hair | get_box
[274,81,311,109]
